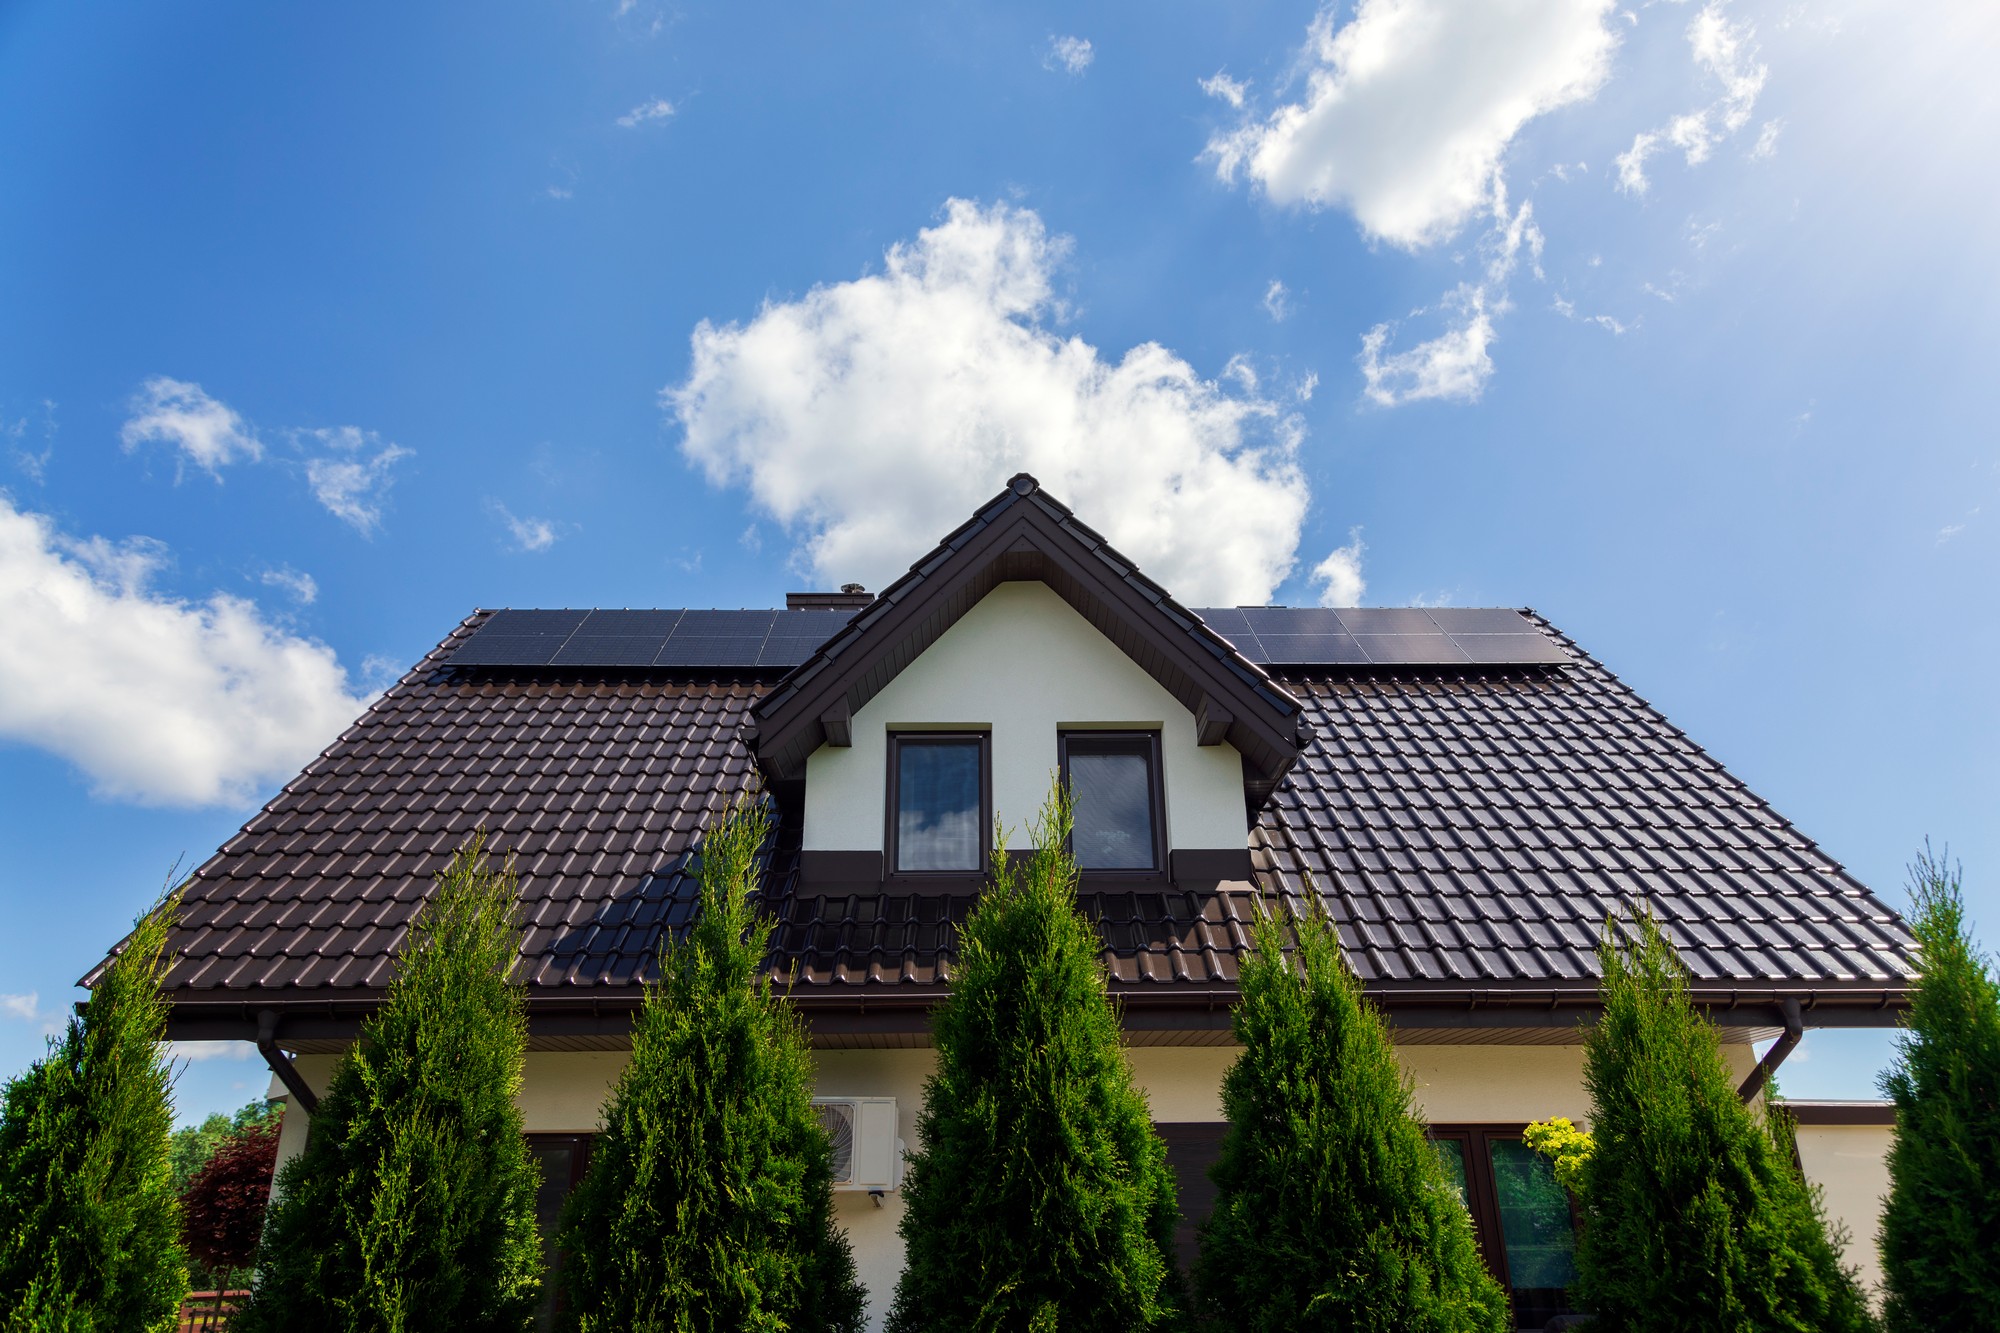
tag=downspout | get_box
[1736,996,1804,1103]
[255,1009,319,1117]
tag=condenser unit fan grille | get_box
[816,1101,855,1184]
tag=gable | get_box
[803,581,1249,855]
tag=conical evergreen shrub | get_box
[0,890,189,1330]
[557,795,865,1333]
[1195,904,1509,1333]
[1879,846,2000,1330]
[239,834,543,1332]
[1574,911,1876,1332]
[885,788,1182,1333]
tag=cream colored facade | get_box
[1794,1122,1893,1301]
[803,581,1248,853]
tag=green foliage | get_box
[1522,1117,1594,1196]
[886,788,1182,1333]
[557,796,865,1333]
[1195,906,1509,1333]
[0,890,190,1331]
[1574,911,1876,1333]
[169,1100,283,1197]
[239,834,543,1333]
[1879,845,2000,1331]
[180,1116,283,1282]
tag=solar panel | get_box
[674,610,779,634]
[1254,633,1369,664]
[552,636,673,667]
[1355,633,1472,665]
[575,609,683,637]
[1426,608,1532,634]
[1450,634,1569,664]
[448,634,566,666]
[1241,607,1348,634]
[481,609,590,636]
[653,635,770,667]
[1336,608,1441,634]
[759,635,834,667]
[770,610,854,635]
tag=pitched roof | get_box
[135,604,1912,1048]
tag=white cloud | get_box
[670,198,1311,605]
[1750,117,1782,159]
[1313,529,1366,606]
[1200,71,1248,109]
[302,427,412,536]
[1359,196,1542,406]
[1207,0,1619,249]
[0,992,64,1038]
[1616,2,1766,195]
[260,566,318,605]
[491,501,559,553]
[617,98,676,128]
[120,378,263,477]
[0,498,370,806]
[1263,279,1292,322]
[1552,293,1629,334]
[6,403,55,484]
[1045,35,1094,74]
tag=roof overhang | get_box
[749,475,1307,805]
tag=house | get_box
[135,474,1913,1330]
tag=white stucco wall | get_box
[802,581,1249,853]
[1794,1122,1892,1303]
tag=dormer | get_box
[749,475,1307,893]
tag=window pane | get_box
[1487,1137,1580,1328]
[896,741,981,871]
[1432,1137,1470,1206]
[1070,749,1155,869]
[527,1140,578,1333]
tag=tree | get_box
[180,1116,283,1281]
[1195,905,1510,1333]
[239,834,543,1332]
[169,1099,283,1197]
[886,789,1182,1333]
[557,795,865,1333]
[1573,911,1876,1332]
[1879,845,2000,1330]
[0,890,189,1331]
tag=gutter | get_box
[1736,996,1804,1103]
[255,1009,319,1117]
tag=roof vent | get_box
[786,587,873,611]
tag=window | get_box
[526,1133,593,1332]
[888,733,988,874]
[1429,1125,1583,1330]
[1059,732,1164,873]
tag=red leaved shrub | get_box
[180,1119,282,1273]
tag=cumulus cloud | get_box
[1313,529,1366,606]
[1207,0,1618,249]
[1359,196,1542,406]
[491,500,559,553]
[670,198,1310,605]
[120,377,263,477]
[259,566,318,605]
[1045,35,1094,74]
[1,992,64,1038]
[1200,71,1248,108]
[302,427,412,535]
[617,98,676,128]
[0,497,371,806]
[1615,2,1767,196]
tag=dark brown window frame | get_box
[1058,729,1167,879]
[525,1132,595,1328]
[884,731,992,885]
[1428,1122,1585,1331]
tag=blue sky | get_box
[1,0,1994,1122]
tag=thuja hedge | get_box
[557,796,865,1333]
[240,835,544,1331]
[1196,904,1509,1333]
[0,891,189,1330]
[1879,847,2000,1329]
[1573,912,1874,1333]
[886,790,1182,1333]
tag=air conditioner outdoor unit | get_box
[811,1096,901,1192]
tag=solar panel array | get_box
[1189,607,1568,667]
[445,609,855,670]
[444,605,1566,669]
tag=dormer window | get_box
[888,733,989,873]
[1059,732,1164,873]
